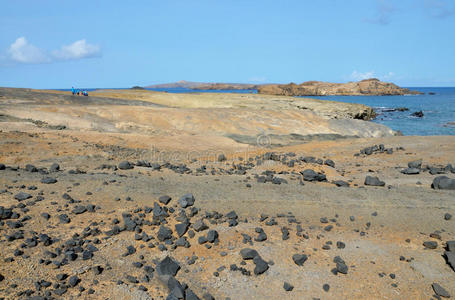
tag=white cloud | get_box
[8,37,50,64]
[350,70,376,81]
[52,39,101,60]
[424,0,455,19]
[4,37,101,64]
[363,0,396,25]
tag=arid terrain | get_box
[0,88,454,300]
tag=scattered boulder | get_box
[179,193,195,208]
[41,177,57,184]
[301,169,327,182]
[193,219,208,232]
[118,161,134,170]
[324,159,335,168]
[157,226,173,241]
[14,192,32,201]
[408,160,422,169]
[432,283,451,298]
[175,223,189,237]
[253,255,269,275]
[292,254,308,266]
[283,282,294,291]
[50,163,60,172]
[159,195,172,205]
[401,168,420,175]
[423,241,438,249]
[240,248,259,260]
[156,256,180,277]
[333,180,350,187]
[432,176,455,190]
[364,176,385,187]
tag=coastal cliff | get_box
[257,78,422,96]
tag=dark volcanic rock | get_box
[178,193,195,208]
[423,241,438,249]
[254,228,267,242]
[432,176,455,190]
[175,222,189,237]
[14,192,32,201]
[193,219,208,232]
[157,226,173,241]
[68,276,80,287]
[156,256,180,277]
[159,195,172,205]
[206,230,219,243]
[253,255,269,275]
[432,283,451,298]
[411,111,424,118]
[408,160,422,169]
[118,161,134,170]
[324,159,335,168]
[334,256,348,274]
[401,168,420,175]
[41,177,57,184]
[292,254,308,266]
[50,163,60,172]
[72,205,87,214]
[364,176,385,187]
[283,282,294,291]
[301,169,327,182]
[333,180,350,187]
[59,214,71,224]
[25,164,38,172]
[240,248,259,260]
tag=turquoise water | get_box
[309,87,455,136]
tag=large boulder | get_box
[432,176,455,190]
[408,160,422,169]
[301,169,327,182]
[118,161,134,170]
[156,256,180,277]
[178,193,195,208]
[364,176,385,187]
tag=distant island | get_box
[145,80,258,90]
[257,78,422,96]
[145,79,422,96]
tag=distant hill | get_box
[145,80,206,89]
[145,80,258,90]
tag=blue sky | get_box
[1,0,454,88]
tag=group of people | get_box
[71,87,88,96]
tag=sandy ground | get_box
[0,88,454,300]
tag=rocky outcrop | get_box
[257,79,422,96]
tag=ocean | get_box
[308,87,455,136]
[146,86,455,136]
